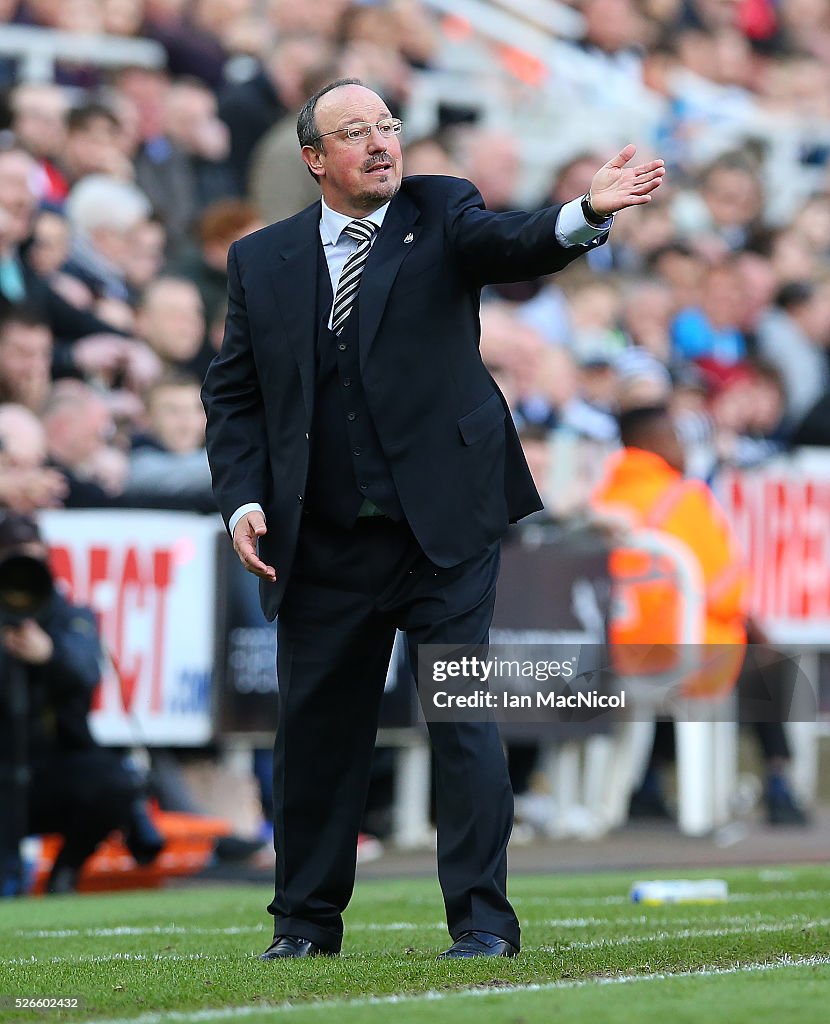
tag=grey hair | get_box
[297,77,365,150]
[65,174,152,234]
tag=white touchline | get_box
[52,954,830,1024]
[543,917,830,952]
[6,917,830,965]
[14,887,829,942]
[15,912,811,940]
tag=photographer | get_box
[0,512,163,895]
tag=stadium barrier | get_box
[0,24,165,81]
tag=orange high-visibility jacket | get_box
[592,447,749,697]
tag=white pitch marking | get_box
[58,954,830,1024]
[3,953,228,965]
[540,917,830,952]
[14,912,792,941]
[7,917,830,965]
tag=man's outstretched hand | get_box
[233,511,277,583]
[588,144,665,217]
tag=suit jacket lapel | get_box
[358,190,421,371]
[270,202,320,423]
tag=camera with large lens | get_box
[0,513,54,627]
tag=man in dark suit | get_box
[202,79,664,960]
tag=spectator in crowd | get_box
[615,345,674,410]
[698,359,787,470]
[0,304,53,412]
[777,0,830,61]
[42,380,123,507]
[123,370,214,510]
[671,256,748,365]
[756,280,830,424]
[123,216,168,295]
[114,65,198,257]
[7,82,70,203]
[1,148,136,367]
[620,280,675,363]
[219,34,327,194]
[733,249,779,346]
[162,79,236,213]
[265,0,352,41]
[0,403,67,513]
[458,130,531,303]
[171,199,261,379]
[649,241,707,311]
[247,58,342,225]
[25,209,71,281]
[765,225,821,286]
[516,344,581,434]
[60,103,133,186]
[135,276,205,372]
[578,0,647,80]
[792,389,830,448]
[478,302,545,410]
[458,130,520,214]
[63,174,153,302]
[101,0,146,37]
[144,0,232,90]
[401,134,459,178]
[673,153,765,251]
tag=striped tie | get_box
[331,219,377,335]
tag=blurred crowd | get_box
[1,0,830,522]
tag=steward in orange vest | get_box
[592,405,749,698]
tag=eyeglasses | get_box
[312,118,403,145]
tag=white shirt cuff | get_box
[229,502,264,537]
[555,197,613,246]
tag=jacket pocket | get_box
[458,391,505,445]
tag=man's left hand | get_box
[1,620,54,664]
[589,145,665,217]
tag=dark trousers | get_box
[267,513,518,952]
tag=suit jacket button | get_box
[297,495,303,503]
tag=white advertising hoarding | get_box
[39,509,221,746]
[719,451,830,645]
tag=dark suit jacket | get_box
[202,175,606,620]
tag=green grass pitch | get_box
[2,864,829,1023]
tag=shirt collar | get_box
[320,196,390,246]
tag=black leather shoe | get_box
[259,935,336,960]
[437,930,519,959]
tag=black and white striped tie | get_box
[331,219,377,335]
